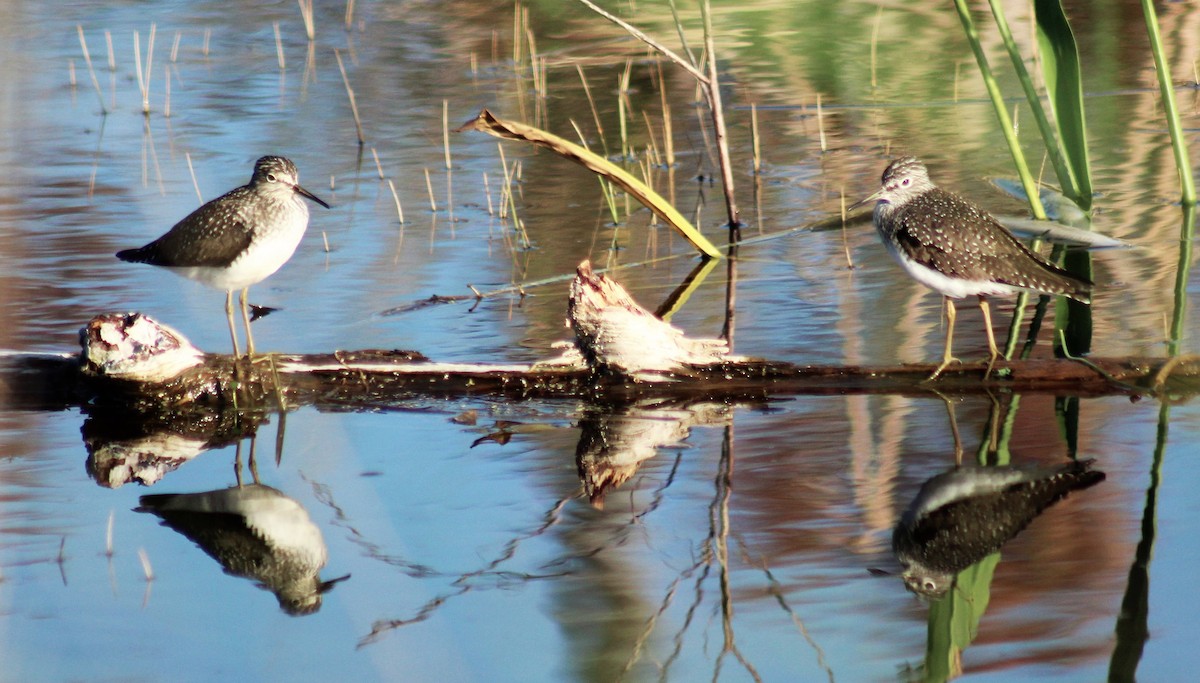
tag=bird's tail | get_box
[115,246,153,264]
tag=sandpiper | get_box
[851,157,1092,379]
[117,156,329,358]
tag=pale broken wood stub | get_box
[568,260,737,379]
[81,312,204,381]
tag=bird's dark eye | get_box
[901,178,911,186]
[267,173,278,182]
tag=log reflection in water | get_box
[575,399,731,507]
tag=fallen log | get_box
[2,261,1196,417]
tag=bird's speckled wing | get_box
[890,188,1092,300]
[117,187,256,267]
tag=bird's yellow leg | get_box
[225,290,242,359]
[239,288,255,359]
[978,296,1000,380]
[927,297,961,381]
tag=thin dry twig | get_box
[575,0,709,84]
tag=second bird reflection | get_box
[137,433,348,615]
[892,459,1105,600]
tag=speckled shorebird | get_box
[117,156,329,359]
[851,157,1093,380]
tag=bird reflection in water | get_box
[136,434,348,615]
[892,459,1105,600]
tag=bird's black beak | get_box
[293,183,330,209]
[847,187,882,212]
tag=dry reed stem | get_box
[642,110,661,166]
[104,30,115,70]
[138,548,154,581]
[446,171,456,233]
[524,9,538,74]
[700,1,738,228]
[751,102,760,173]
[816,93,826,152]
[388,178,406,224]
[483,172,494,216]
[839,189,854,268]
[443,99,452,170]
[662,103,674,167]
[105,509,115,557]
[133,25,157,115]
[576,64,608,155]
[370,147,384,179]
[619,59,633,159]
[298,0,315,41]
[273,22,286,70]
[76,25,107,114]
[185,153,201,202]
[334,49,365,144]
[345,0,356,32]
[576,0,708,84]
[170,30,181,62]
[512,2,522,65]
[424,168,437,212]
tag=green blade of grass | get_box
[985,0,1077,202]
[1139,0,1197,205]
[952,0,1046,220]
[461,109,723,259]
[1034,0,1093,208]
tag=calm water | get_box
[1,1,1199,681]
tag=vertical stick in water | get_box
[134,25,156,115]
[76,25,107,115]
[443,99,452,171]
[335,50,365,145]
[816,93,827,152]
[273,22,286,70]
[424,168,438,212]
[370,147,385,179]
[388,179,405,224]
[186,152,202,202]
[104,30,115,71]
[751,102,761,174]
[298,0,315,41]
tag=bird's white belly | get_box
[171,228,306,292]
[882,238,1017,299]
